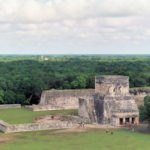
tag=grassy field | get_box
[0,129,150,150]
[0,108,150,150]
[0,108,78,124]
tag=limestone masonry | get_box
[28,86,150,112]
[130,87,150,105]
[79,75,139,126]
[0,120,77,133]
[0,104,21,109]
[26,89,93,111]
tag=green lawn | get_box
[0,129,150,150]
[0,108,78,124]
[0,108,150,150]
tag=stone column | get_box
[135,117,139,125]
[123,118,125,125]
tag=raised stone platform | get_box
[0,120,77,133]
[0,104,21,109]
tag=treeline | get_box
[0,55,150,105]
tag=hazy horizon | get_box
[0,54,150,56]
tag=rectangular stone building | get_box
[79,75,139,126]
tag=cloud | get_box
[0,0,150,54]
[0,0,150,23]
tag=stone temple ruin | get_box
[79,75,139,126]
[0,75,143,133]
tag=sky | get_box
[0,0,150,54]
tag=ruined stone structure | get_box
[130,87,150,105]
[40,89,93,107]
[25,81,150,112]
[79,75,139,126]
[0,120,77,133]
[26,89,93,111]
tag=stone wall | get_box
[78,98,96,123]
[38,89,93,109]
[0,120,77,133]
[130,88,150,105]
[40,88,150,106]
[24,104,77,111]
[0,120,9,132]
[0,88,149,111]
[0,104,21,109]
[29,87,150,112]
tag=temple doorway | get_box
[125,118,130,123]
[132,117,135,124]
[119,118,123,125]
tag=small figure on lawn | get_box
[79,122,85,128]
[82,122,85,128]
[111,131,114,135]
[51,115,54,120]
[105,129,109,134]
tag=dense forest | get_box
[0,55,150,105]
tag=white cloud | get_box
[0,0,150,23]
[0,0,150,54]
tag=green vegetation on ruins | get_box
[0,108,77,124]
[0,55,150,105]
[1,129,150,150]
[139,96,150,123]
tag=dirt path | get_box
[0,136,13,143]
[0,133,15,148]
[51,124,118,134]
[0,132,21,144]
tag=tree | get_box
[139,96,150,123]
[0,55,149,105]
[16,93,26,104]
[133,77,147,87]
[0,90,4,104]
[71,75,87,89]
[4,90,16,104]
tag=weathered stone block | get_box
[0,104,21,109]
